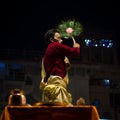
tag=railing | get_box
[0,49,44,61]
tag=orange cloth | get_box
[0,106,100,120]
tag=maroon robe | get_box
[43,42,80,81]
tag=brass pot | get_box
[8,89,26,106]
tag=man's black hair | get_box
[44,29,60,44]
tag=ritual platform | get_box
[0,105,100,120]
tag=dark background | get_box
[0,0,120,53]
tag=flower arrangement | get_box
[58,19,83,43]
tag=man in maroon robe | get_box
[40,29,80,106]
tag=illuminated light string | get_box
[84,38,113,48]
[58,19,83,43]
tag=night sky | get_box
[1,0,120,53]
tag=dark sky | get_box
[1,0,120,52]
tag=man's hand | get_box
[73,42,80,48]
